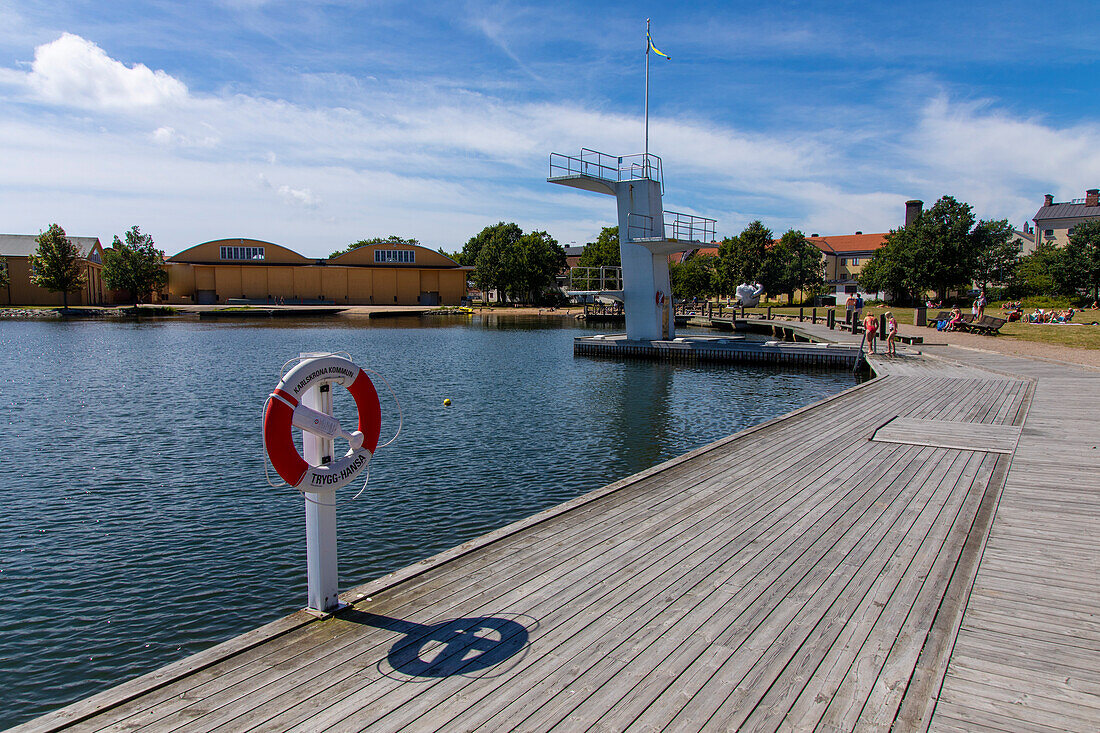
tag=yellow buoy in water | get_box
[443,398,452,406]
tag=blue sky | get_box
[0,1,1098,257]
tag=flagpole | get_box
[645,18,650,177]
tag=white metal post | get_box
[302,354,340,613]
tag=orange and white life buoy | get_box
[263,355,381,492]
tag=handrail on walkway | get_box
[549,149,664,191]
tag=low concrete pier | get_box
[12,328,1099,732]
[575,333,862,369]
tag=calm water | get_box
[0,315,853,727]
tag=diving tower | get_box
[548,148,715,341]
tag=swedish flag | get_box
[647,32,671,59]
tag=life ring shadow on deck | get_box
[340,609,536,681]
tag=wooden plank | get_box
[872,417,1022,454]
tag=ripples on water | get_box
[0,315,853,726]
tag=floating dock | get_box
[575,332,862,369]
[12,326,1099,732]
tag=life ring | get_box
[263,355,381,492]
[656,291,666,306]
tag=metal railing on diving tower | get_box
[547,147,717,341]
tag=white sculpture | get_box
[734,283,765,308]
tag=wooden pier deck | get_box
[12,336,1099,732]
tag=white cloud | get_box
[24,33,188,110]
[907,97,1100,223]
[151,125,219,148]
[4,32,1096,255]
[258,173,320,208]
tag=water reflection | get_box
[0,317,852,727]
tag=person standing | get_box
[863,311,879,353]
[885,312,898,356]
[976,289,987,319]
[855,293,864,323]
[845,293,856,325]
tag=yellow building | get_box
[166,238,467,305]
[1033,189,1100,248]
[0,234,106,306]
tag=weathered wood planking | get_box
[14,326,1100,733]
[872,417,1023,454]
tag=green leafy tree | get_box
[971,219,1019,288]
[103,226,168,305]
[461,222,522,268]
[859,195,1001,302]
[0,256,8,289]
[670,254,716,299]
[29,224,86,310]
[716,220,771,294]
[467,222,565,303]
[911,196,977,301]
[512,231,567,303]
[330,235,419,259]
[760,229,824,303]
[1061,220,1100,301]
[1008,243,1061,297]
[577,226,620,268]
[572,226,620,290]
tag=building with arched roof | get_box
[166,238,468,305]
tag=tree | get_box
[971,219,1019,288]
[577,226,620,268]
[511,231,567,303]
[1008,243,1061,297]
[1061,220,1100,301]
[103,226,168,305]
[29,224,86,310]
[330,235,419,259]
[759,229,824,303]
[467,222,565,303]
[0,257,8,289]
[716,220,771,294]
[461,222,521,268]
[670,254,716,299]
[910,196,977,301]
[858,195,1000,303]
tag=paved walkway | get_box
[11,329,1098,732]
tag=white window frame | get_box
[220,245,265,260]
[374,249,415,264]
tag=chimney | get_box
[1044,193,1054,207]
[905,200,923,228]
[1086,189,1099,207]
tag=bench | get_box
[965,316,1007,335]
[926,311,950,327]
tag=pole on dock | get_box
[302,355,341,614]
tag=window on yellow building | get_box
[220,246,265,260]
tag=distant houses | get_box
[0,234,106,306]
[1033,189,1100,249]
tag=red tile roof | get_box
[669,232,887,264]
[807,233,887,254]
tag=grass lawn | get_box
[999,322,1100,349]
[697,300,1100,349]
